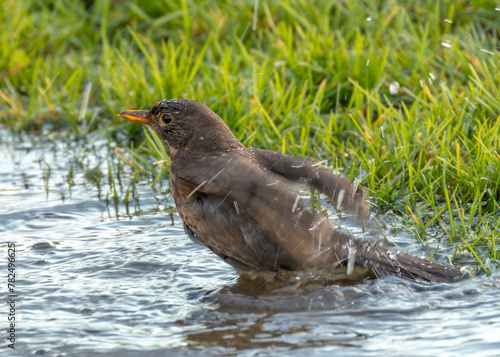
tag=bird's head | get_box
[118,99,241,157]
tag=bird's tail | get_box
[351,240,462,283]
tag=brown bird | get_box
[118,99,462,284]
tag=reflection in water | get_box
[184,274,500,355]
[1,127,499,357]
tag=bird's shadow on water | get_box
[178,266,461,351]
[178,247,495,354]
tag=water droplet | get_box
[347,245,357,276]
[366,17,372,22]
[389,81,399,95]
[199,136,204,140]
[441,41,452,48]
[336,189,345,210]
[480,49,494,55]
[291,194,300,213]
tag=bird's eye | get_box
[160,113,173,124]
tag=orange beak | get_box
[117,110,151,125]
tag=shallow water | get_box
[1,127,499,357]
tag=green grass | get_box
[1,0,499,273]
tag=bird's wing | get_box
[177,154,350,271]
[178,153,462,284]
[253,149,369,220]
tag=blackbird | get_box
[118,99,462,284]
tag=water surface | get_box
[1,127,499,357]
